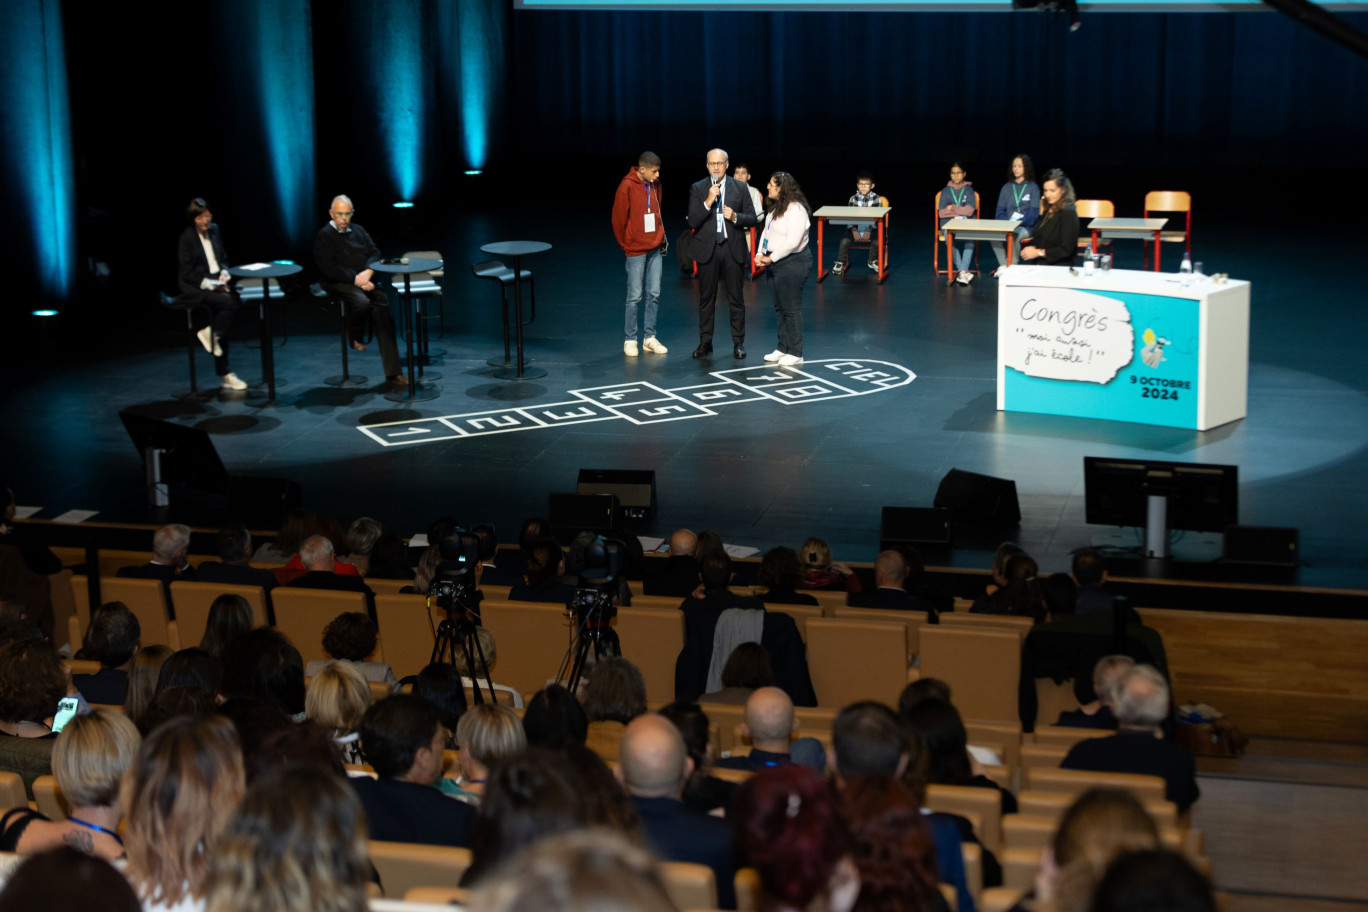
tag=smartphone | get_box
[51,697,79,734]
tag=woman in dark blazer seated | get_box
[175,197,246,390]
[1020,168,1080,267]
[509,540,578,604]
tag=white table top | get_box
[999,264,1247,296]
[1087,217,1168,232]
[943,218,1021,233]
[813,206,891,218]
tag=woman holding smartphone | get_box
[0,640,71,798]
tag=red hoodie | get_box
[612,166,664,255]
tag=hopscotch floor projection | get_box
[359,359,916,447]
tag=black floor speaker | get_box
[548,492,619,537]
[576,468,657,523]
[880,507,953,550]
[1223,525,1299,568]
[934,469,1021,527]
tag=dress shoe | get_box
[692,344,712,359]
[351,339,367,352]
[733,344,746,360]
[386,374,410,387]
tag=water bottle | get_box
[1179,255,1192,274]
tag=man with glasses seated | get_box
[314,194,406,387]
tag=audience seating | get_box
[962,840,983,908]
[30,775,66,819]
[766,603,824,642]
[832,606,927,662]
[400,887,470,905]
[48,568,75,653]
[804,618,911,707]
[791,705,838,732]
[366,578,414,595]
[478,600,573,696]
[613,606,685,703]
[1033,676,1083,729]
[271,589,371,666]
[952,597,975,612]
[698,702,748,753]
[710,765,754,784]
[940,882,959,912]
[1019,743,1069,771]
[624,594,686,610]
[963,720,1023,776]
[585,720,626,762]
[66,659,101,677]
[368,841,472,899]
[980,886,1024,912]
[1016,790,1179,828]
[169,581,270,647]
[734,867,761,912]
[1025,768,1166,803]
[730,724,832,751]
[97,578,181,651]
[1001,846,1042,890]
[1031,725,1114,748]
[937,613,1033,633]
[479,583,511,602]
[927,783,1003,854]
[0,773,27,810]
[659,860,719,910]
[803,589,849,616]
[374,594,437,681]
[1002,814,1057,852]
[919,627,1021,725]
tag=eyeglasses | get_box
[331,210,355,219]
[706,160,727,167]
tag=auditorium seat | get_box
[98,578,180,651]
[963,720,1023,776]
[766,603,822,641]
[1015,790,1178,828]
[477,599,573,696]
[659,860,719,910]
[365,578,413,595]
[0,773,25,811]
[927,783,1003,854]
[804,617,910,707]
[271,589,369,666]
[169,581,270,647]
[368,841,472,899]
[585,720,626,763]
[613,606,685,703]
[1025,768,1166,803]
[1031,725,1114,748]
[400,887,471,906]
[30,776,66,820]
[833,606,927,662]
[1018,743,1070,772]
[47,568,75,653]
[980,886,1025,912]
[937,613,1033,633]
[919,627,1021,725]
[699,702,748,754]
[374,593,437,681]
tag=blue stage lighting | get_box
[457,3,495,171]
[374,3,426,200]
[393,201,416,208]
[31,309,59,317]
[464,170,484,176]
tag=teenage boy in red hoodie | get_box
[612,151,668,357]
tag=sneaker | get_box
[993,266,1006,278]
[220,372,247,391]
[964,271,976,283]
[642,336,668,354]
[763,349,784,362]
[196,326,214,354]
[624,340,639,357]
[831,261,846,275]
[868,260,879,271]
[778,353,803,366]
[956,271,972,285]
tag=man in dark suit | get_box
[847,550,940,621]
[194,523,278,624]
[174,198,246,390]
[643,529,701,597]
[284,535,377,619]
[351,694,476,846]
[714,686,825,774]
[117,523,195,614]
[688,148,758,360]
[619,714,737,908]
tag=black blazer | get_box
[687,176,758,265]
[177,225,229,295]
[350,777,476,847]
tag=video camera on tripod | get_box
[559,537,625,693]
[428,532,499,703]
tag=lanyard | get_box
[69,816,123,845]
[948,186,967,207]
[1012,182,1026,210]
[645,182,653,213]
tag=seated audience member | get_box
[716,686,824,773]
[1027,788,1160,912]
[842,775,945,912]
[0,847,140,912]
[123,715,246,912]
[509,540,578,604]
[582,656,648,724]
[1043,571,1080,620]
[565,740,644,833]
[676,550,817,707]
[617,713,737,908]
[451,703,525,804]
[283,535,376,617]
[1090,849,1216,912]
[848,550,940,620]
[0,709,139,860]
[732,765,861,912]
[303,611,398,690]
[472,523,517,587]
[798,537,862,593]
[305,660,372,765]
[466,829,681,912]
[699,641,775,704]
[970,552,1045,619]
[659,701,735,815]
[1072,548,1141,624]
[116,523,195,599]
[0,639,69,797]
[252,508,316,563]
[364,531,415,581]
[756,546,819,605]
[897,678,1000,767]
[342,516,382,576]
[353,694,477,846]
[221,627,307,720]
[901,697,1017,814]
[194,523,279,597]
[970,542,1026,609]
[1056,654,1134,730]
[462,746,586,887]
[206,766,370,912]
[452,626,523,708]
[902,547,954,616]
[644,529,702,597]
[522,684,588,747]
[122,644,173,729]
[73,601,140,704]
[406,662,468,743]
[155,647,223,701]
[406,543,442,595]
[198,593,256,657]
[1061,664,1199,812]
[828,701,975,912]
[245,719,349,783]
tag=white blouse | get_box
[760,203,810,262]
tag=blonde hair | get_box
[122,715,246,907]
[305,661,372,733]
[456,703,525,768]
[122,644,173,727]
[52,709,141,808]
[1051,788,1160,912]
[799,537,832,572]
[206,765,369,912]
[453,626,497,677]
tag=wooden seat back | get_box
[271,588,368,666]
[169,581,269,648]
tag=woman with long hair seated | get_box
[304,660,372,766]
[842,775,947,912]
[1019,169,1080,266]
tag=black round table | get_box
[480,241,550,380]
[227,262,302,405]
[369,257,443,402]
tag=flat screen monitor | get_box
[1083,457,1238,533]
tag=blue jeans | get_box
[955,240,976,272]
[624,248,661,341]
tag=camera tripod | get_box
[429,588,499,705]
[559,595,620,695]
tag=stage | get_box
[4,196,1366,594]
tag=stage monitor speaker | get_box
[880,507,953,551]
[1223,525,1299,568]
[576,468,656,523]
[548,492,619,538]
[933,469,1021,528]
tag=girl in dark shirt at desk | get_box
[1020,168,1080,266]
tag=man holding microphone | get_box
[687,148,757,360]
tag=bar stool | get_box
[472,259,536,368]
[160,291,212,398]
[311,283,369,388]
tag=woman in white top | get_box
[755,171,813,367]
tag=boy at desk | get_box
[831,171,883,275]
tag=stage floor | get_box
[5,204,1366,592]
